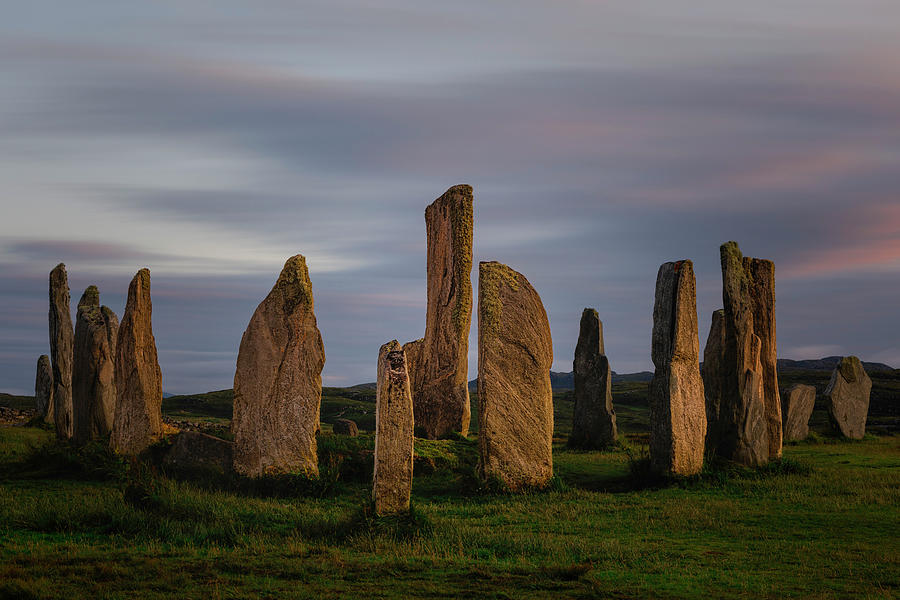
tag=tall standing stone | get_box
[49,263,74,439]
[373,340,414,516]
[701,309,726,452]
[649,261,706,476]
[745,258,782,459]
[569,308,617,449]
[72,286,119,444]
[232,255,325,477]
[35,355,53,421]
[402,337,424,415]
[824,356,871,439]
[111,269,163,455]
[410,185,473,439]
[477,261,553,491]
[782,384,816,441]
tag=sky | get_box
[1,1,898,395]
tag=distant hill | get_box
[777,357,894,372]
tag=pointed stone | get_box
[73,286,119,444]
[232,255,325,477]
[701,309,726,453]
[35,355,53,421]
[824,356,871,439]
[477,261,553,491]
[111,269,163,455]
[412,185,473,439]
[782,384,816,441]
[49,263,74,439]
[569,308,617,449]
[649,261,706,476]
[402,337,424,415]
[373,340,414,516]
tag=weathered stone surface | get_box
[333,418,359,437]
[49,263,73,438]
[745,258,782,459]
[709,242,770,466]
[231,255,325,477]
[35,355,53,421]
[569,308,617,449]
[782,384,816,441]
[164,431,234,474]
[701,309,726,453]
[649,261,706,476]
[477,261,553,491]
[825,356,871,439]
[73,286,119,444]
[412,185,473,439]
[373,340,414,516]
[111,269,163,455]
[402,337,424,406]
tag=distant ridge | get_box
[777,356,894,372]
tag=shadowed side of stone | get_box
[824,356,871,439]
[232,255,325,477]
[111,269,163,455]
[164,431,234,474]
[782,384,816,441]
[569,308,617,449]
[374,340,414,516]
[49,263,73,438]
[477,261,553,491]
[35,355,53,421]
[73,286,119,444]
[702,309,725,453]
[649,261,706,476]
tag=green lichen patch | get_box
[449,187,474,335]
[275,254,313,313]
[479,261,520,339]
[78,285,100,310]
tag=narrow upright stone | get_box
[49,263,74,439]
[402,337,424,411]
[373,340,414,516]
[412,185,474,439]
[569,308,617,449]
[232,255,325,477]
[477,261,553,491]
[111,269,163,455]
[649,261,707,476]
[782,384,816,441]
[745,258,782,459]
[701,309,726,453]
[824,356,871,439]
[35,355,53,421]
[73,286,119,444]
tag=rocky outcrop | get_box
[164,431,234,474]
[410,185,474,439]
[649,261,706,476]
[825,356,871,439]
[111,269,163,455]
[35,355,53,421]
[373,340,414,515]
[569,308,617,449]
[701,309,726,453]
[72,286,119,444]
[232,255,325,477]
[477,261,553,491]
[333,419,359,437]
[49,263,73,439]
[782,384,816,441]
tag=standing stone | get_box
[745,258,782,459]
[333,419,359,437]
[649,261,706,476]
[111,269,163,455]
[411,185,474,439]
[824,356,871,439]
[232,255,325,477]
[701,309,726,453]
[34,355,53,421]
[477,261,553,491]
[49,263,74,439]
[72,286,119,444]
[373,340,414,516]
[569,308,617,449]
[782,384,816,441]
[402,338,424,411]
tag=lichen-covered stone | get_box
[825,356,871,439]
[701,309,725,453]
[35,354,53,420]
[73,286,119,444]
[111,269,163,455]
[569,308,617,449]
[373,340,414,515]
[49,263,74,438]
[232,255,325,477]
[649,261,706,476]
[412,185,473,439]
[333,418,359,437]
[782,384,816,441]
[477,261,553,491]
[164,431,234,474]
